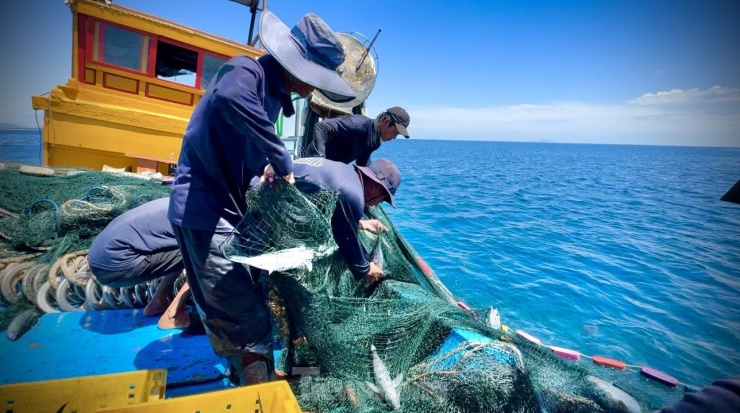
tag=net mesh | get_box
[0,164,170,328]
[222,184,684,412]
[0,165,685,411]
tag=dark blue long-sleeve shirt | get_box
[293,158,370,278]
[89,198,176,271]
[169,54,294,232]
[305,115,380,166]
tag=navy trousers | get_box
[172,225,273,362]
[89,248,183,288]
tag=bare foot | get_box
[157,307,190,330]
[143,294,171,317]
[157,283,192,330]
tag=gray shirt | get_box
[88,198,176,271]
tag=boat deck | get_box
[0,310,229,396]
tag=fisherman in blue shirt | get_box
[304,107,411,166]
[287,157,401,282]
[168,10,355,386]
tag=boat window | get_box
[95,22,149,72]
[201,54,228,89]
[155,40,197,88]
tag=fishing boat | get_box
[2,1,687,412]
[31,0,265,173]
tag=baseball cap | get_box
[386,107,410,138]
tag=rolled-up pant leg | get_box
[172,225,274,384]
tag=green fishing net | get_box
[221,183,684,412]
[0,164,685,411]
[0,164,170,328]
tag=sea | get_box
[2,129,739,403]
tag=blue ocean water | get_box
[373,139,740,393]
[2,131,739,402]
[0,129,43,165]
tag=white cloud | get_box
[629,85,740,106]
[366,86,740,147]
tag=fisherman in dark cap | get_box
[168,10,354,386]
[303,106,411,166]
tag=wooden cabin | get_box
[32,0,264,174]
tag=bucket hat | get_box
[387,107,411,138]
[260,11,355,101]
[355,158,401,207]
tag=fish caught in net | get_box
[0,164,685,411]
[220,183,339,273]
[223,183,682,412]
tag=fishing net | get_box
[222,183,684,412]
[0,164,170,329]
[221,183,339,273]
[0,163,685,411]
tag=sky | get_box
[0,0,739,147]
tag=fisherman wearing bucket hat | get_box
[260,11,355,102]
[288,157,401,283]
[168,10,354,387]
[302,106,411,166]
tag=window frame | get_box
[79,15,232,91]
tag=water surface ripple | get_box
[377,141,740,391]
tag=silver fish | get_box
[370,242,385,269]
[487,306,501,330]
[366,344,403,410]
[229,245,335,274]
[7,308,41,341]
[589,376,642,413]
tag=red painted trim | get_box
[94,17,152,39]
[144,83,195,106]
[102,72,139,95]
[90,17,150,75]
[155,37,230,90]
[85,15,95,63]
[147,35,157,76]
[82,16,231,91]
[93,60,154,78]
[195,51,204,90]
[157,35,201,53]
[77,14,87,83]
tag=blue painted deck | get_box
[0,310,227,388]
[428,328,523,371]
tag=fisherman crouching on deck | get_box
[88,197,189,328]
[167,10,355,387]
